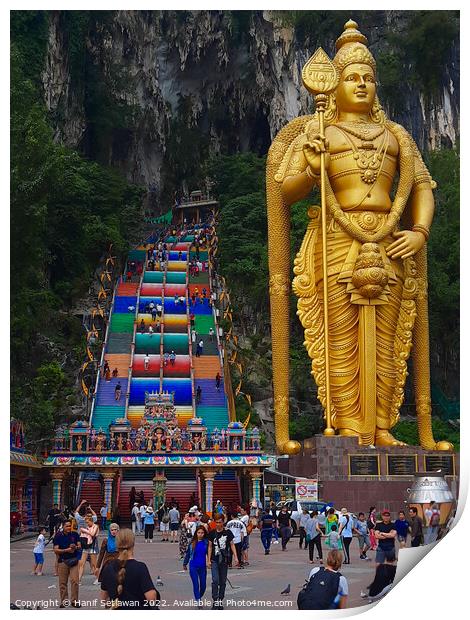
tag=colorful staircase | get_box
[213,470,241,513]
[79,472,104,515]
[90,230,230,440]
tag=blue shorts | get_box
[34,553,44,564]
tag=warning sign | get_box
[295,478,318,501]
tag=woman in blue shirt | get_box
[183,525,209,606]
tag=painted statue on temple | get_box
[117,435,123,451]
[109,436,116,451]
[266,19,453,454]
[76,436,83,452]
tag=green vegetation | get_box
[393,419,459,452]
[11,12,143,446]
[426,148,459,395]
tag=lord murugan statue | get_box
[267,20,452,455]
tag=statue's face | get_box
[336,63,376,114]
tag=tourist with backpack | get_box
[158,503,170,542]
[297,550,348,610]
[424,501,441,544]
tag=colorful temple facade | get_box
[43,221,271,520]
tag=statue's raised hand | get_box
[303,133,330,176]
[386,230,426,260]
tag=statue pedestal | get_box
[279,435,459,514]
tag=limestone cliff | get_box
[42,10,459,207]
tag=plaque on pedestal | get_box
[349,454,379,476]
[387,454,417,476]
[424,454,455,476]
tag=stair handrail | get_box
[160,257,167,394]
[90,279,117,424]
[125,272,143,420]
[207,238,235,422]
[186,252,197,418]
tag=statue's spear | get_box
[302,49,339,437]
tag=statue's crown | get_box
[334,20,376,74]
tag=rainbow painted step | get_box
[96,378,128,407]
[195,406,229,431]
[91,405,126,434]
[143,271,164,284]
[110,313,135,333]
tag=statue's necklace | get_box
[336,122,385,142]
[336,125,388,185]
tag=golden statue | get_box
[267,20,453,455]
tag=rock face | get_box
[42,10,459,205]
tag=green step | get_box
[194,315,216,335]
[135,333,161,354]
[189,272,210,285]
[195,406,229,431]
[110,314,135,333]
[143,271,164,283]
[92,405,126,434]
[128,249,146,261]
[166,272,186,284]
[107,333,133,354]
[163,333,188,354]
[190,251,208,261]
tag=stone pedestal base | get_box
[280,435,459,514]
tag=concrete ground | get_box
[10,531,377,610]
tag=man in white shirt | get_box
[226,514,246,568]
[131,503,141,535]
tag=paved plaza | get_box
[11,531,377,610]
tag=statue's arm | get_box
[387,139,435,260]
[281,169,316,206]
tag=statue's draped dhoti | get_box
[294,208,416,444]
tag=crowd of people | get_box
[31,496,451,610]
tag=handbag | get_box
[63,557,79,568]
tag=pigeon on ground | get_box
[280,584,291,595]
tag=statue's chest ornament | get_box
[336,123,388,185]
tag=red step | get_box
[118,480,154,521]
[213,481,241,515]
[117,282,139,296]
[79,480,104,515]
[165,481,199,514]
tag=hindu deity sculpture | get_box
[266,20,452,454]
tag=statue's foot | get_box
[431,440,454,452]
[278,440,302,455]
[375,429,407,447]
